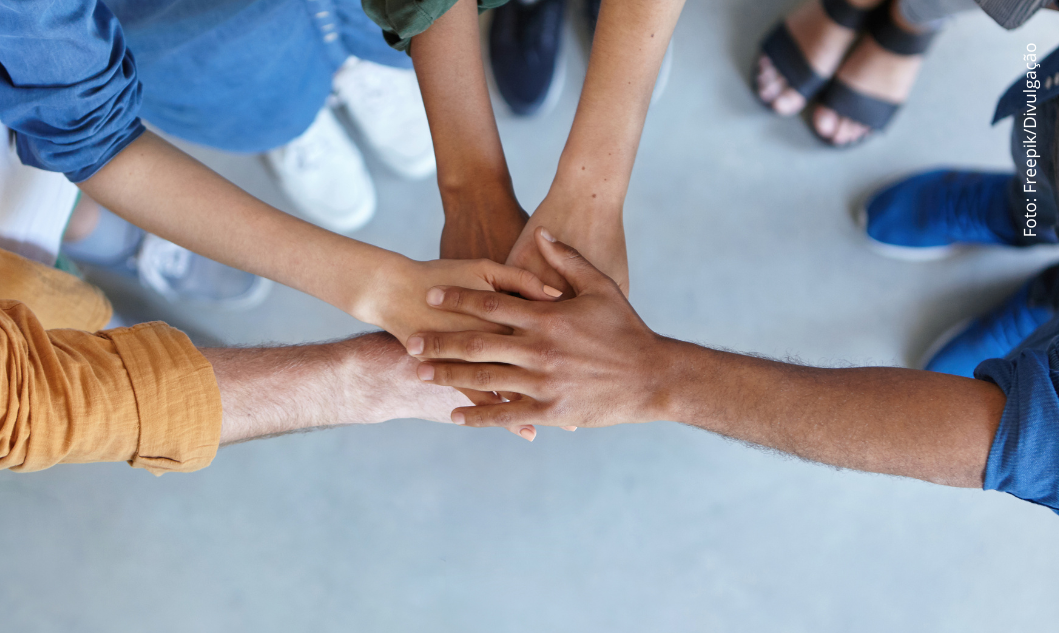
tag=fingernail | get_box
[540,228,556,243]
[417,364,434,381]
[426,288,445,306]
[543,285,563,298]
[452,412,465,425]
[407,336,424,355]
[519,427,535,441]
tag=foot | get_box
[923,265,1059,377]
[63,207,272,310]
[811,1,928,145]
[756,0,877,116]
[489,0,566,117]
[265,107,377,234]
[332,58,436,180]
[861,170,1017,260]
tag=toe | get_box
[812,106,840,141]
[756,56,784,102]
[771,88,806,116]
[833,118,870,146]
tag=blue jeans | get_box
[110,0,411,153]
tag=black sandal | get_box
[758,0,872,104]
[814,0,937,141]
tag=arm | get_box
[406,230,1004,487]
[506,0,686,294]
[78,131,560,343]
[411,0,529,262]
[207,332,469,445]
[0,296,478,474]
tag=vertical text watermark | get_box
[1022,43,1040,238]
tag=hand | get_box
[506,188,629,297]
[360,254,562,346]
[440,183,529,263]
[406,228,670,430]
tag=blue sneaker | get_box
[488,0,566,116]
[923,265,1059,377]
[860,170,1017,261]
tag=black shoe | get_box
[489,0,566,116]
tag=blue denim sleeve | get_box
[0,0,145,182]
[975,345,1059,514]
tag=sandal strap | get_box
[820,80,899,130]
[760,24,829,99]
[867,2,937,55]
[821,0,872,29]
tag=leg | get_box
[756,0,885,116]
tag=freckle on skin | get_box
[581,166,585,170]
[592,194,597,198]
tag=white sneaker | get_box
[332,58,436,180]
[137,234,273,311]
[265,107,377,234]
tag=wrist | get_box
[437,163,514,207]
[643,336,712,423]
[348,249,411,327]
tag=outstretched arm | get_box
[207,332,469,446]
[78,131,560,344]
[406,230,1004,488]
[411,0,529,263]
[506,0,686,295]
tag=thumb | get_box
[534,227,609,296]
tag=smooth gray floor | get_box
[4,3,1059,632]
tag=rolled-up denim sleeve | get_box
[975,347,1059,514]
[0,0,145,182]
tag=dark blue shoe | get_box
[489,0,565,116]
[923,265,1059,377]
[861,170,1017,260]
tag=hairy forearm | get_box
[411,0,513,198]
[205,332,467,446]
[78,131,399,319]
[658,339,1005,487]
[553,0,685,207]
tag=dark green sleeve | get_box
[361,0,511,52]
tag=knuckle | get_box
[435,364,452,384]
[431,335,443,357]
[466,335,486,357]
[450,289,463,310]
[536,345,563,370]
[474,368,492,388]
[482,293,501,314]
[494,409,514,427]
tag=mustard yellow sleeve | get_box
[0,300,222,475]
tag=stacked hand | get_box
[407,228,669,430]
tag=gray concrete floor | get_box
[4,3,1059,631]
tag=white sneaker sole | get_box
[853,202,960,262]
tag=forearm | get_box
[207,332,467,445]
[78,131,400,319]
[411,0,513,199]
[658,339,1005,487]
[553,0,685,207]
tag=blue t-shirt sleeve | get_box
[975,346,1059,514]
[0,0,145,182]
